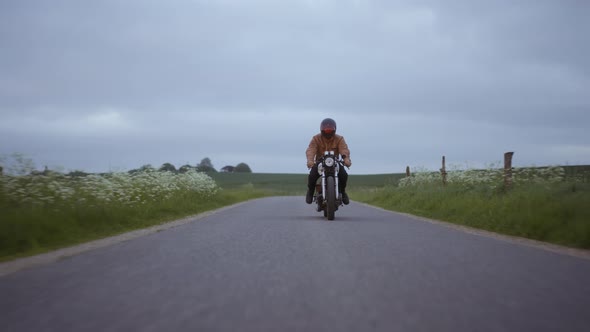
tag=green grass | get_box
[351,168,590,249]
[0,188,271,262]
[0,167,277,261]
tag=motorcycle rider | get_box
[306,118,352,205]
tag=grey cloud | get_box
[1,0,588,173]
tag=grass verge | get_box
[351,182,590,249]
[0,188,271,262]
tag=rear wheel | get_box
[326,176,336,220]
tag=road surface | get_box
[1,197,589,331]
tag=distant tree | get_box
[178,164,194,173]
[221,165,235,173]
[197,157,217,172]
[234,162,252,173]
[159,163,177,172]
[129,164,156,174]
[140,164,155,171]
[67,170,89,177]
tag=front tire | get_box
[326,176,336,220]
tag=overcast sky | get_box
[1,0,589,174]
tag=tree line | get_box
[0,153,252,177]
[129,158,252,174]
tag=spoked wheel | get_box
[326,176,336,220]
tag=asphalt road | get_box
[1,197,590,332]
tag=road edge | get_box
[0,200,251,277]
[354,201,590,261]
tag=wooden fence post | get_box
[406,166,411,177]
[441,156,447,186]
[504,152,514,189]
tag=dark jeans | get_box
[307,164,348,193]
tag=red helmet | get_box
[320,118,337,138]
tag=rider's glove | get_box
[344,158,352,167]
[307,160,315,169]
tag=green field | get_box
[208,172,307,194]
[208,172,406,194]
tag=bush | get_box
[234,163,252,173]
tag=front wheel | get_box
[326,176,336,220]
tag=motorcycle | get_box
[313,151,345,220]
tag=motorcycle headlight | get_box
[325,157,334,167]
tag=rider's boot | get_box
[341,191,349,205]
[306,188,314,204]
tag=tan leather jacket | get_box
[306,133,351,166]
